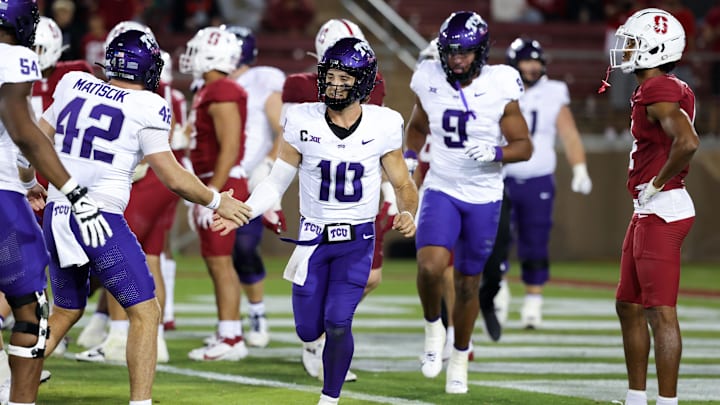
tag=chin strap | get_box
[597,65,613,94]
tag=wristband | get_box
[59,178,79,195]
[403,150,418,160]
[21,177,38,190]
[399,210,414,222]
[493,146,503,162]
[205,189,221,210]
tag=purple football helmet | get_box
[505,38,546,86]
[0,0,39,48]
[105,30,163,92]
[437,11,489,85]
[223,25,257,66]
[317,37,377,110]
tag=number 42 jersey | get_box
[42,71,172,213]
[283,103,403,224]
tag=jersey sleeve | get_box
[259,66,286,93]
[282,105,304,153]
[282,73,318,103]
[556,81,570,106]
[138,127,172,156]
[497,65,524,101]
[409,60,432,95]
[638,76,684,105]
[138,93,173,131]
[0,46,41,84]
[380,108,403,155]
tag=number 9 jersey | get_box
[410,59,523,204]
[0,43,41,195]
[42,71,172,213]
[283,103,403,224]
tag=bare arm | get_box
[556,105,587,166]
[208,101,241,190]
[145,150,250,226]
[499,100,533,163]
[646,101,699,187]
[381,149,418,237]
[264,91,284,159]
[0,82,72,189]
[404,96,430,154]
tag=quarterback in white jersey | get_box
[37,30,250,403]
[502,38,592,330]
[405,12,532,395]
[214,37,417,405]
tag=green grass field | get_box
[31,257,720,404]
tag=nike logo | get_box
[361,139,374,145]
[362,233,374,240]
[474,92,485,97]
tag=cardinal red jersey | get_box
[281,71,386,105]
[189,78,247,176]
[31,60,94,117]
[627,74,695,198]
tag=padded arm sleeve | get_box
[245,159,297,220]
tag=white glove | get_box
[464,139,500,163]
[64,184,113,248]
[403,150,418,175]
[193,203,215,230]
[132,162,149,183]
[571,163,592,195]
[249,157,274,192]
[186,204,197,232]
[380,181,399,215]
[636,176,664,207]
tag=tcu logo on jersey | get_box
[653,15,668,34]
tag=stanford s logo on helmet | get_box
[610,8,685,73]
[0,0,39,48]
[437,11,489,85]
[317,37,377,110]
[105,30,163,92]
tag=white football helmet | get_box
[104,21,156,51]
[160,50,172,83]
[35,17,66,70]
[314,19,365,62]
[610,8,685,73]
[179,27,240,78]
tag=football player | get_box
[405,11,532,394]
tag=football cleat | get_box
[188,336,248,361]
[75,333,127,363]
[302,339,324,378]
[445,349,469,394]
[76,315,108,349]
[420,321,445,378]
[521,294,543,329]
[246,314,270,348]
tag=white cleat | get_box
[76,315,108,349]
[203,332,220,346]
[246,314,270,348]
[445,348,469,394]
[420,320,446,378]
[302,339,324,378]
[317,393,339,405]
[157,334,169,363]
[51,336,69,358]
[76,333,127,363]
[188,336,248,361]
[494,280,511,326]
[520,294,543,329]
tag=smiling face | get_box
[324,68,356,100]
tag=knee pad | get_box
[521,258,550,286]
[521,258,549,272]
[233,238,266,285]
[6,290,49,359]
[325,323,350,340]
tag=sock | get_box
[318,393,339,404]
[161,254,176,323]
[625,389,647,405]
[424,318,445,352]
[128,400,151,405]
[248,301,265,317]
[524,293,543,304]
[91,312,110,324]
[656,396,678,405]
[446,326,455,347]
[157,323,165,339]
[0,350,10,382]
[217,320,242,338]
[109,320,129,336]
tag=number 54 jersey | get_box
[42,71,172,213]
[283,103,403,224]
